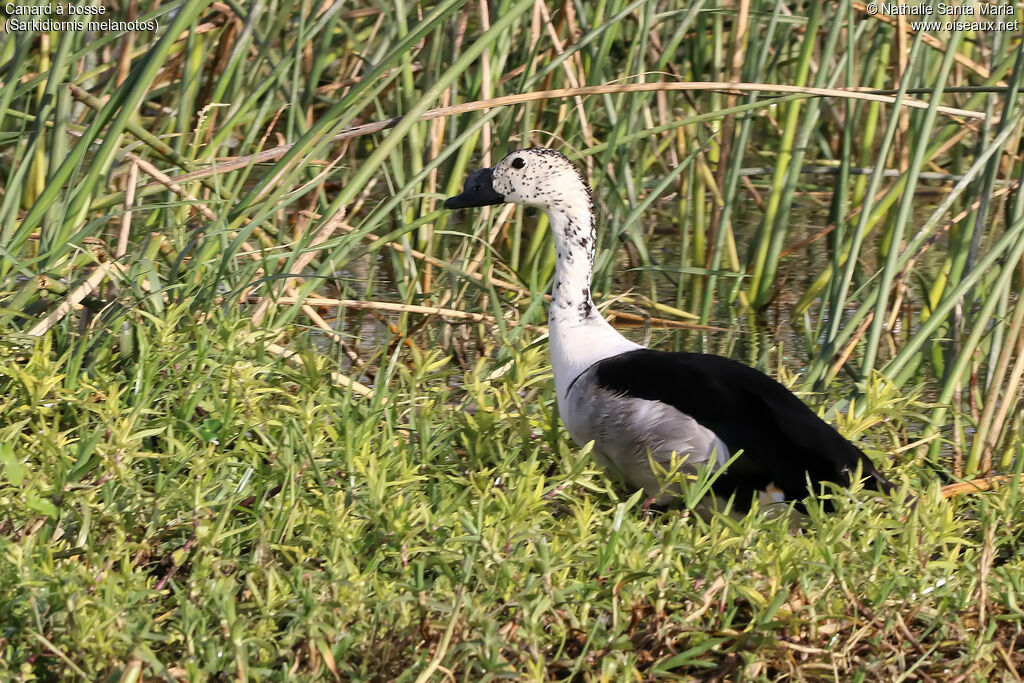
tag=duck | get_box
[444,148,893,510]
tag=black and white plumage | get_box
[445,148,892,510]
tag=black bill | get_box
[444,167,504,209]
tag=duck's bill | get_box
[444,167,505,209]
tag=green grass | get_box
[1,312,1023,679]
[3,0,1024,677]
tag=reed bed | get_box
[1,0,1023,678]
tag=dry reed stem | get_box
[133,82,988,194]
[829,312,875,381]
[27,261,123,337]
[536,0,593,145]
[939,474,1024,498]
[891,432,940,454]
[682,575,727,623]
[478,0,493,163]
[116,161,138,259]
[258,295,715,334]
[296,298,356,352]
[259,297,506,324]
[122,151,220,222]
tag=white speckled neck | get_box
[548,199,598,325]
[541,180,640,404]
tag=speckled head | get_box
[444,148,592,214]
[446,149,599,322]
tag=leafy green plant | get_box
[2,0,1024,678]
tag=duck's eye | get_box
[511,157,526,169]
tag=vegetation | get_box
[1,0,1022,678]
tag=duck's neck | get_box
[544,198,641,401]
[547,203,600,327]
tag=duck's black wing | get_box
[593,349,892,507]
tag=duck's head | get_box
[444,148,591,212]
